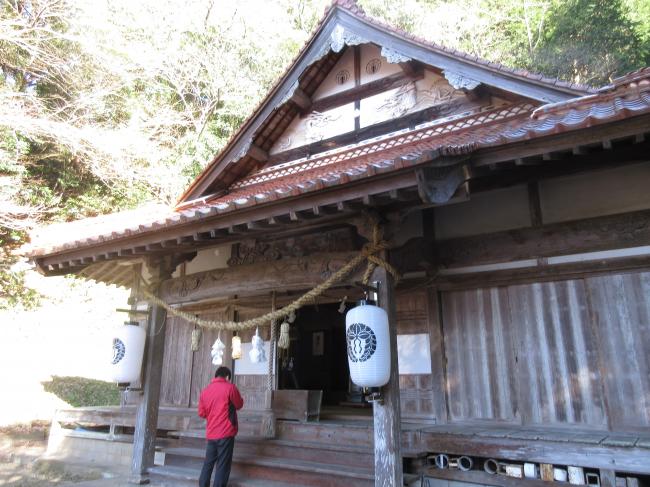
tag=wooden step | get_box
[164,438,374,469]
[275,420,374,447]
[151,454,374,487]
[231,455,374,487]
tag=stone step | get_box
[149,465,310,487]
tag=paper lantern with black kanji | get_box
[110,322,146,384]
[345,300,390,387]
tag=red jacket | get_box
[198,378,244,440]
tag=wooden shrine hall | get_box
[24,1,650,486]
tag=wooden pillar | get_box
[372,260,403,487]
[599,469,617,487]
[130,258,173,484]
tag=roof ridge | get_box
[339,4,595,94]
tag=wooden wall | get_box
[157,272,650,433]
[396,290,439,421]
[160,309,231,408]
[436,270,650,432]
[232,308,272,412]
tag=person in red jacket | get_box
[198,366,244,487]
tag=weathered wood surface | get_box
[441,288,518,422]
[54,406,193,431]
[586,271,650,430]
[395,290,438,421]
[373,261,403,487]
[189,308,231,407]
[509,280,607,427]
[160,251,363,304]
[425,467,565,487]
[272,389,322,422]
[437,209,650,268]
[439,270,650,432]
[160,316,193,407]
[425,289,449,424]
[418,428,650,474]
[131,260,173,483]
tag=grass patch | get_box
[42,376,120,407]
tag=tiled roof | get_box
[23,75,650,260]
[180,0,594,203]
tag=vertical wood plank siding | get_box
[233,308,271,411]
[190,309,230,407]
[396,290,436,420]
[441,288,518,422]
[586,272,650,430]
[509,280,606,427]
[160,316,193,407]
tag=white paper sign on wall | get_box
[234,342,274,375]
[397,334,432,375]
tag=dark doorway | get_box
[278,303,350,406]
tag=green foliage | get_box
[0,228,41,310]
[42,376,120,407]
[533,0,646,84]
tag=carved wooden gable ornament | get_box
[180,1,589,204]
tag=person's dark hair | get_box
[215,366,231,380]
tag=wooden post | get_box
[600,469,617,487]
[373,259,403,487]
[130,258,173,484]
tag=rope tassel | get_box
[278,321,290,350]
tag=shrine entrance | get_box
[279,303,366,409]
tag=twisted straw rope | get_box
[141,223,399,331]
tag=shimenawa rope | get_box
[140,222,399,331]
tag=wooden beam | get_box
[38,170,419,271]
[130,257,174,483]
[289,87,311,113]
[527,181,542,227]
[268,99,480,165]
[600,469,617,487]
[354,45,361,131]
[418,430,650,474]
[437,209,650,269]
[372,257,403,487]
[159,251,362,304]
[398,60,420,79]
[311,70,424,113]
[247,144,269,163]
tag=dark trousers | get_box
[199,436,235,487]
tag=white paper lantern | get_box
[345,300,391,387]
[110,322,146,384]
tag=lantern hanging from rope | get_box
[345,299,391,388]
[249,327,266,363]
[231,335,242,359]
[211,332,225,365]
[110,321,146,384]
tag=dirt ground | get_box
[0,422,118,487]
